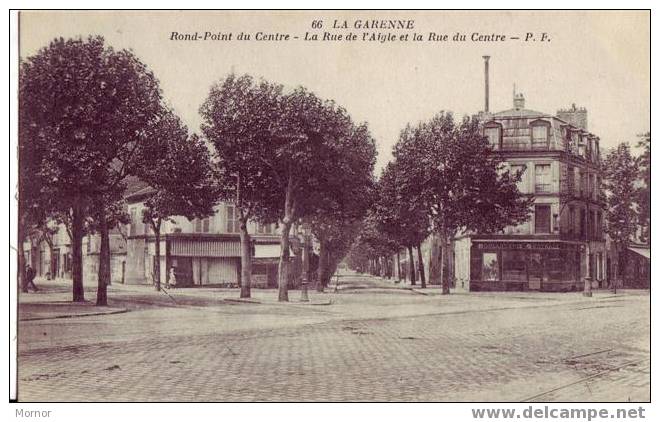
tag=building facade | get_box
[454,95,606,292]
[22,222,127,286]
[124,187,282,288]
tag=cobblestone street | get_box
[17,273,650,402]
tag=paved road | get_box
[17,273,649,402]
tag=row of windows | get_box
[565,207,603,240]
[484,121,600,162]
[129,205,275,236]
[509,163,552,194]
[566,167,600,200]
[508,163,600,199]
[530,204,603,239]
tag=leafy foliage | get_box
[19,35,163,302]
[138,110,218,225]
[636,132,650,244]
[603,143,639,248]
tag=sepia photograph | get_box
[10,9,651,409]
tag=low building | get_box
[124,186,282,288]
[605,241,650,289]
[22,222,126,286]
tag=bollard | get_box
[300,280,309,302]
[583,276,592,297]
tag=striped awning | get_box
[170,238,240,257]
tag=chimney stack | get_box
[483,56,490,112]
[557,103,588,130]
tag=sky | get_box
[19,10,650,173]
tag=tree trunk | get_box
[396,251,401,281]
[18,220,27,293]
[619,246,628,289]
[278,220,292,302]
[429,235,441,284]
[96,209,111,306]
[417,244,426,288]
[153,219,161,291]
[448,238,455,287]
[440,232,450,295]
[239,216,252,298]
[71,202,85,302]
[408,245,416,285]
[317,239,327,292]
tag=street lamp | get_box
[299,223,311,302]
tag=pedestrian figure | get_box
[167,267,177,289]
[23,264,39,292]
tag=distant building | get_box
[22,222,126,286]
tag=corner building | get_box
[454,97,607,292]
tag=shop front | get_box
[470,240,582,292]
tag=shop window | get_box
[484,125,501,150]
[534,205,551,234]
[531,124,549,149]
[502,250,526,281]
[528,252,543,282]
[546,250,564,281]
[482,252,499,281]
[534,164,551,193]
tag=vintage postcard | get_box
[11,9,650,411]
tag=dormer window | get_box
[578,135,586,158]
[530,120,550,150]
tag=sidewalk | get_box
[18,275,647,324]
[18,280,127,321]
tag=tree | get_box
[374,158,430,287]
[347,211,399,277]
[137,110,217,291]
[306,122,377,291]
[636,132,650,244]
[395,112,533,294]
[603,143,639,290]
[259,88,371,301]
[19,36,162,304]
[200,74,283,298]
